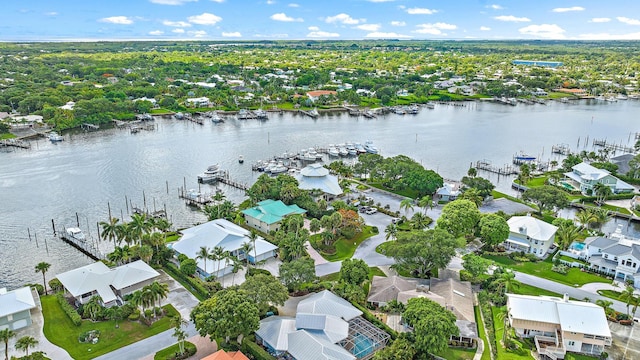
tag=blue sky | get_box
[1,0,640,41]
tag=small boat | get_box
[364,140,378,154]
[271,161,287,175]
[355,143,366,154]
[393,107,406,115]
[426,102,435,109]
[328,147,340,157]
[210,112,223,123]
[49,132,64,142]
[198,163,223,182]
[346,143,357,156]
[617,94,628,100]
[238,155,244,164]
[362,109,376,118]
[65,227,86,242]
[339,146,348,156]
[308,108,319,118]
[606,96,618,102]
[174,112,184,120]
[237,109,253,120]
[628,94,639,100]
[407,105,419,114]
[300,151,316,162]
[514,152,536,161]
[254,108,268,120]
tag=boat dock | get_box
[299,109,319,118]
[179,188,216,207]
[474,160,519,175]
[552,143,571,155]
[59,233,104,261]
[81,123,100,131]
[592,138,634,154]
[197,169,249,191]
[0,138,31,149]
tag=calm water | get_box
[2,100,640,289]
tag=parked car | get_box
[391,218,399,224]
[359,206,368,213]
[365,208,378,215]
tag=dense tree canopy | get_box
[386,229,462,278]
[521,185,569,214]
[478,213,510,247]
[436,199,481,238]
[403,297,459,355]
[190,289,259,343]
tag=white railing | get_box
[535,335,566,360]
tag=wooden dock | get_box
[592,138,634,153]
[81,123,100,131]
[59,234,104,261]
[551,144,571,155]
[475,160,519,175]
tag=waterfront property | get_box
[435,182,461,202]
[241,199,306,233]
[0,286,37,331]
[55,260,160,307]
[563,162,634,195]
[580,226,640,287]
[185,96,211,108]
[295,163,343,200]
[512,60,563,68]
[507,293,612,358]
[171,218,278,278]
[306,90,337,102]
[255,290,390,360]
[504,215,558,257]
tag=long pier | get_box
[592,138,634,154]
[474,160,519,175]
[217,170,249,191]
[59,234,104,261]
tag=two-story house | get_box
[504,215,558,257]
[584,228,640,287]
[564,162,634,195]
[507,293,612,358]
[0,286,37,331]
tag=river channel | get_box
[2,100,640,289]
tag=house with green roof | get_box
[241,199,307,233]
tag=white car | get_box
[365,208,378,215]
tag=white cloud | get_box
[519,24,566,38]
[307,30,339,38]
[255,33,289,38]
[288,3,299,7]
[414,23,456,35]
[365,31,411,38]
[488,4,503,10]
[150,0,197,5]
[356,24,381,31]
[390,21,406,26]
[407,8,437,15]
[163,20,192,27]
[552,6,585,13]
[187,13,222,25]
[266,0,276,4]
[480,26,491,31]
[45,12,58,16]
[210,0,224,3]
[589,18,611,23]
[577,32,640,40]
[188,30,207,37]
[149,30,164,35]
[99,16,134,25]
[368,0,396,2]
[222,31,241,37]
[270,13,303,22]
[325,13,361,25]
[172,28,185,33]
[308,26,319,31]
[494,15,530,22]
[618,17,640,25]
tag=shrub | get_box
[26,283,45,295]
[551,264,568,274]
[56,293,82,326]
[246,268,271,277]
[48,278,63,293]
[241,339,276,360]
[163,263,209,300]
[128,310,140,321]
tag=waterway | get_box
[2,100,640,289]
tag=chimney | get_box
[563,293,569,302]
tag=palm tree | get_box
[14,336,38,357]
[129,213,151,245]
[575,209,596,230]
[399,198,414,216]
[309,218,321,233]
[105,306,124,328]
[172,327,188,356]
[121,245,133,264]
[210,246,225,277]
[418,195,434,214]
[248,230,259,267]
[459,188,483,208]
[196,246,210,274]
[150,281,169,310]
[230,256,245,286]
[620,285,637,317]
[99,217,120,244]
[556,222,580,251]
[495,308,511,344]
[467,167,477,178]
[241,242,253,268]
[385,223,398,241]
[84,296,104,321]
[1,328,16,360]
[593,183,613,205]
[137,245,153,263]
[596,299,614,317]
[495,270,520,294]
[591,207,611,232]
[410,212,430,230]
[34,262,51,294]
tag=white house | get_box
[564,162,634,195]
[185,97,210,108]
[0,287,37,331]
[583,227,640,287]
[507,293,612,357]
[56,260,160,307]
[171,219,278,278]
[504,215,558,257]
[295,163,343,200]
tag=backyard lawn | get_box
[154,341,195,360]
[41,295,178,360]
[492,306,533,360]
[483,254,610,287]
[435,346,476,360]
[474,306,491,360]
[312,226,375,262]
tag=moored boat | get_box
[364,140,379,154]
[65,227,86,242]
[49,132,64,142]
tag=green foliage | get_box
[48,278,63,293]
[462,253,491,279]
[56,293,82,326]
[479,213,510,247]
[461,176,495,198]
[386,229,462,278]
[436,199,481,238]
[179,258,197,277]
[278,257,317,292]
[153,341,196,360]
[373,336,416,360]
[162,263,210,301]
[403,297,458,355]
[239,273,289,314]
[339,258,369,286]
[521,185,569,213]
[240,338,277,360]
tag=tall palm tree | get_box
[241,242,253,268]
[230,257,244,286]
[151,281,169,309]
[495,270,520,294]
[84,296,104,321]
[99,217,120,244]
[418,195,434,214]
[399,198,414,216]
[137,245,153,263]
[14,336,38,357]
[410,212,429,230]
[248,230,259,267]
[210,246,225,277]
[129,213,151,245]
[34,262,51,294]
[459,188,483,208]
[172,327,188,356]
[593,183,613,205]
[556,222,580,251]
[196,246,210,274]
[620,286,637,317]
[596,299,614,317]
[1,328,16,360]
[385,223,398,241]
[575,209,596,230]
[591,208,611,232]
[105,306,124,328]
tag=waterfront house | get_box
[185,97,211,108]
[435,182,460,202]
[507,293,611,357]
[171,219,278,278]
[564,162,634,195]
[0,286,37,331]
[55,260,160,307]
[241,199,306,233]
[504,215,558,257]
[295,163,343,200]
[306,90,337,102]
[582,227,640,287]
[255,290,389,360]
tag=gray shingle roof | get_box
[585,236,617,249]
[367,276,417,304]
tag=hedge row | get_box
[577,192,636,202]
[241,339,276,360]
[56,293,82,326]
[350,302,397,340]
[163,263,209,301]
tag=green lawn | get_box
[320,266,386,282]
[154,341,196,360]
[435,346,476,360]
[491,190,530,206]
[1,133,16,140]
[312,226,375,262]
[558,255,589,266]
[511,283,564,298]
[150,108,174,115]
[367,182,419,199]
[564,354,599,360]
[518,176,548,187]
[492,307,533,360]
[596,289,623,302]
[474,306,491,360]
[41,295,178,360]
[483,254,610,287]
[582,202,632,215]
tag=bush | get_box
[128,310,140,321]
[163,263,210,300]
[246,268,271,277]
[154,341,197,360]
[551,264,568,274]
[48,278,63,293]
[56,293,82,326]
[26,283,45,295]
[241,339,276,360]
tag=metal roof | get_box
[0,286,36,318]
[297,290,362,321]
[241,199,306,225]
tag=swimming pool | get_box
[352,333,375,358]
[569,241,585,251]
[560,181,578,191]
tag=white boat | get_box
[174,112,184,120]
[300,151,316,162]
[393,107,406,115]
[210,112,223,123]
[426,102,435,109]
[364,140,379,154]
[65,227,86,242]
[237,109,253,120]
[339,146,348,156]
[328,147,340,157]
[595,95,606,101]
[606,96,618,102]
[617,94,628,100]
[346,143,357,156]
[49,132,64,142]
[629,94,639,100]
[271,161,287,174]
[238,155,244,164]
[254,108,268,120]
[355,143,366,154]
[198,163,223,182]
[308,108,319,118]
[407,105,419,114]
